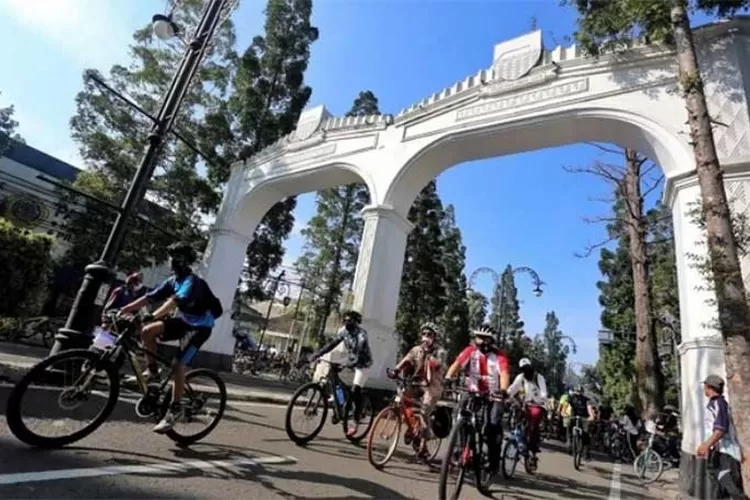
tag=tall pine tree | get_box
[61,0,236,273]
[489,265,525,346]
[199,0,319,301]
[466,290,488,330]
[540,311,571,397]
[295,91,378,341]
[395,180,447,352]
[440,205,470,357]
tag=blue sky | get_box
[0,0,716,366]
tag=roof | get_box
[1,135,80,182]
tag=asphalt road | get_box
[0,384,654,499]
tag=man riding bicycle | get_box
[445,325,510,479]
[388,322,444,457]
[308,310,373,437]
[118,242,222,433]
[568,385,597,460]
[507,357,548,455]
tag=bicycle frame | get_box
[317,362,350,421]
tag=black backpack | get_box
[195,276,223,319]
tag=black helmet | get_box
[342,310,362,324]
[167,242,197,265]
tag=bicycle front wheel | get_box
[367,405,402,469]
[285,382,328,445]
[573,433,584,470]
[634,449,664,483]
[438,419,470,500]
[166,368,227,446]
[5,349,120,448]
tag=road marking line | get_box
[608,463,622,500]
[0,455,297,485]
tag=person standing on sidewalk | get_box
[697,374,747,500]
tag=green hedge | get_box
[0,217,54,317]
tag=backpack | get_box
[194,276,223,319]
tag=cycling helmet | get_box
[342,310,362,324]
[167,242,197,265]
[420,322,440,337]
[519,357,532,368]
[473,325,496,339]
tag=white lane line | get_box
[0,455,297,485]
[608,463,622,500]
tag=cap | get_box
[703,374,725,391]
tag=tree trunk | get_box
[317,185,354,342]
[624,148,665,416]
[671,0,750,487]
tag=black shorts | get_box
[161,317,211,366]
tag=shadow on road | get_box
[491,470,613,500]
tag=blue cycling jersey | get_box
[146,274,215,328]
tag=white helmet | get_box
[519,358,532,368]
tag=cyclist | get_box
[388,322,444,456]
[596,398,615,448]
[118,242,223,433]
[445,325,510,478]
[308,310,373,437]
[507,358,548,456]
[104,272,146,313]
[568,385,597,460]
[557,387,572,441]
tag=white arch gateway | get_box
[201,18,750,470]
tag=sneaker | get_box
[346,424,359,437]
[124,369,158,385]
[153,404,183,433]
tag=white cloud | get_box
[0,0,134,69]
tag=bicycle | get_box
[284,359,374,446]
[634,419,668,484]
[501,402,538,479]
[367,369,442,469]
[5,311,227,448]
[437,388,503,500]
[0,316,63,348]
[570,415,588,470]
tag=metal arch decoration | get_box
[512,266,545,297]
[468,267,500,290]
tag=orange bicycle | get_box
[367,369,443,469]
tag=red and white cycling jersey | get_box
[454,345,510,394]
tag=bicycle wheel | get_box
[501,439,520,479]
[438,419,470,500]
[634,449,664,484]
[285,382,328,445]
[367,406,402,469]
[5,349,120,448]
[474,437,492,497]
[166,368,227,446]
[343,393,375,444]
[573,433,584,470]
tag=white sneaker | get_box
[153,405,183,433]
[124,369,158,385]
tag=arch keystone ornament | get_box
[202,22,750,485]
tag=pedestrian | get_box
[697,374,747,500]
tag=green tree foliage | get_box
[466,290,488,330]
[0,218,54,316]
[60,0,237,272]
[396,181,447,352]
[295,91,377,340]
[440,205,471,357]
[489,265,525,345]
[536,311,572,397]
[212,0,319,301]
[0,91,23,154]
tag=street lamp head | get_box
[533,286,543,297]
[152,14,178,40]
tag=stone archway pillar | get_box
[196,225,253,371]
[670,178,727,498]
[313,204,413,389]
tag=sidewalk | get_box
[0,341,297,405]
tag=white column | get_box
[197,225,252,363]
[313,204,413,389]
[671,179,726,495]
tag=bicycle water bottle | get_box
[335,385,345,405]
[513,429,527,454]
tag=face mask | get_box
[522,367,533,379]
[344,322,357,332]
[478,343,491,354]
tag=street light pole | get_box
[50,0,230,355]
